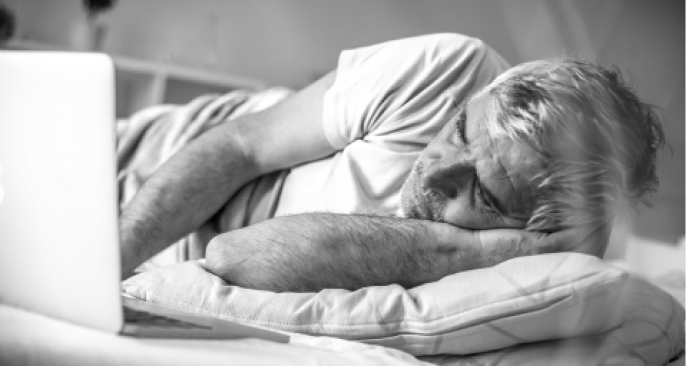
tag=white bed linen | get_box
[0,303,425,365]
[122,253,685,365]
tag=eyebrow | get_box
[459,109,469,144]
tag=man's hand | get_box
[473,223,611,267]
[529,223,611,258]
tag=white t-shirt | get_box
[274,33,510,218]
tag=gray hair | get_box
[475,57,665,231]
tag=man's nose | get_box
[421,157,473,199]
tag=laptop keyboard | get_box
[124,306,211,330]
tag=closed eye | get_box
[475,182,496,214]
[475,180,506,218]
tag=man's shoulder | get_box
[354,33,500,73]
[377,33,487,54]
[404,33,485,45]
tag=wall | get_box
[4,0,684,242]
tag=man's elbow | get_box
[205,232,281,291]
[205,233,237,282]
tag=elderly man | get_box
[119,34,664,292]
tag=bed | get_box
[2,89,681,365]
[116,88,686,365]
[1,252,682,365]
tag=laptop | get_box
[0,51,288,343]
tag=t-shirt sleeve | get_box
[322,33,510,151]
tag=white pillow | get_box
[122,253,684,362]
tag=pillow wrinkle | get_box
[125,257,619,329]
[359,281,623,352]
[122,253,684,363]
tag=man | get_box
[120,34,664,292]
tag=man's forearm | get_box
[205,213,528,292]
[120,124,258,278]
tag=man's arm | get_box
[205,213,606,292]
[206,214,476,292]
[120,72,338,279]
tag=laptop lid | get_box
[0,51,123,333]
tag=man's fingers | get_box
[468,222,611,264]
[543,223,611,257]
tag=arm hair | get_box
[205,213,488,292]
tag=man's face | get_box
[400,93,542,229]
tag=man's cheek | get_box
[400,169,420,218]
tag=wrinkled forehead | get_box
[464,62,537,116]
[464,88,500,138]
[465,76,546,149]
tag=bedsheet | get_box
[1,278,683,366]
[0,303,426,365]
